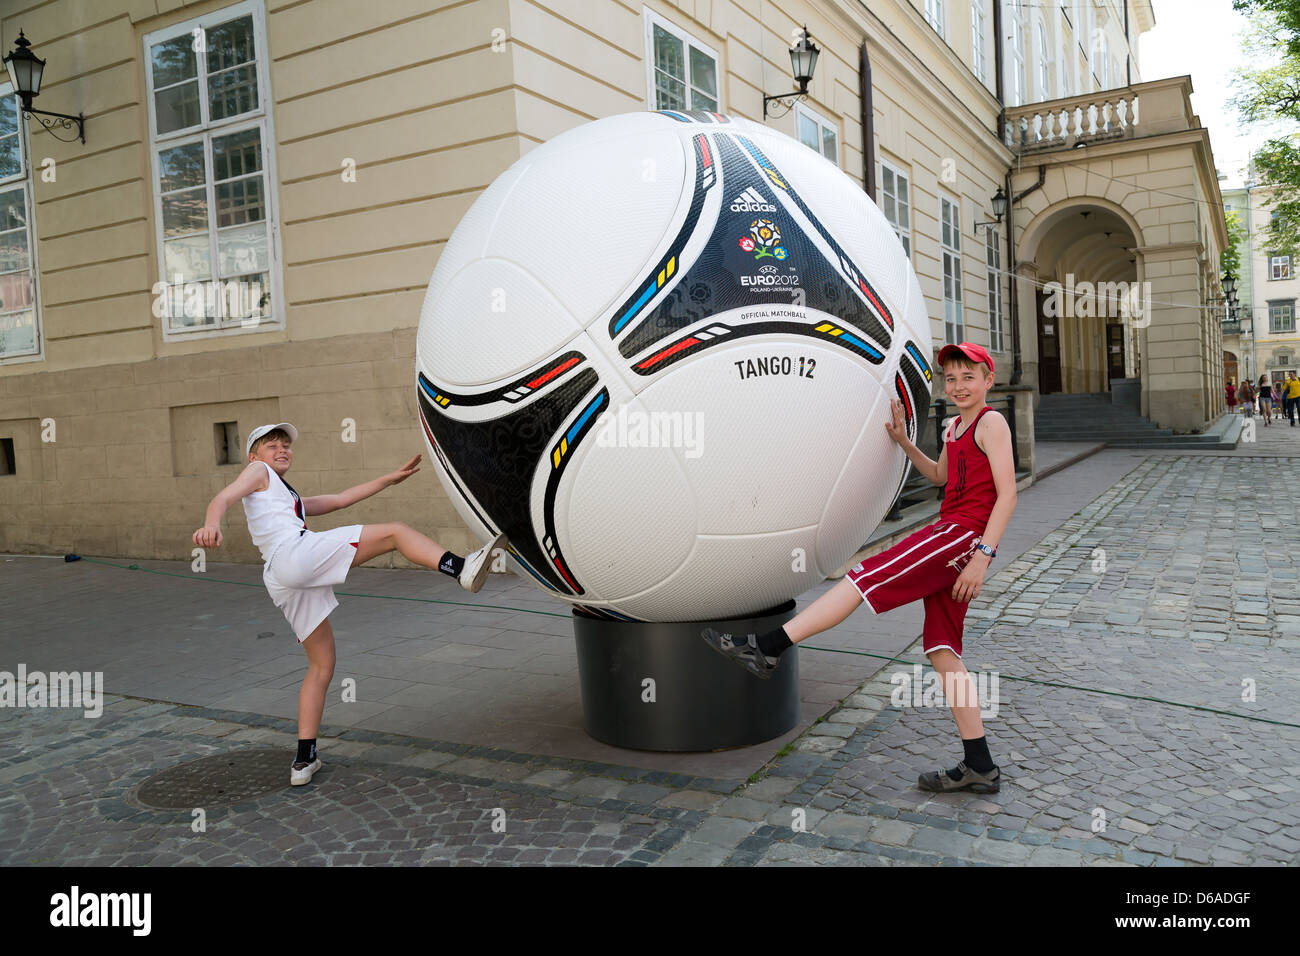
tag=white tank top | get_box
[241,460,308,564]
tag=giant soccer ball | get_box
[415,111,933,622]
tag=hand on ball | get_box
[883,399,908,446]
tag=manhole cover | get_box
[132,749,289,809]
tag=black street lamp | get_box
[975,187,1008,233]
[3,31,85,144]
[763,26,820,118]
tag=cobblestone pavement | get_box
[2,452,1298,866]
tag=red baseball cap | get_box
[936,341,995,374]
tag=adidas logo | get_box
[440,557,456,573]
[730,187,776,213]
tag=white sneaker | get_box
[459,532,507,593]
[290,758,321,786]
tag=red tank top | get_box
[939,406,999,535]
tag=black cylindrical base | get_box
[573,601,799,752]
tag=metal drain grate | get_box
[132,749,288,809]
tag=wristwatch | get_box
[975,543,997,558]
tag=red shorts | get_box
[845,521,980,658]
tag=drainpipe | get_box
[860,42,876,199]
[993,0,1005,140]
[1006,165,1046,386]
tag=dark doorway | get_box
[1037,290,1062,393]
[1105,323,1125,385]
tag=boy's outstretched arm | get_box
[951,412,1018,603]
[193,461,270,547]
[304,454,421,516]
[883,398,947,485]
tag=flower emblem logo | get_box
[744,219,787,260]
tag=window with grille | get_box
[646,11,719,113]
[971,1,987,82]
[986,227,1004,352]
[926,0,946,38]
[796,104,838,166]
[880,161,912,259]
[941,192,964,344]
[0,85,39,361]
[1270,301,1295,333]
[145,1,279,337]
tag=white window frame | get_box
[925,0,946,38]
[986,226,1004,352]
[1058,6,1072,97]
[879,159,912,260]
[794,103,839,166]
[643,9,721,113]
[1269,300,1295,333]
[1007,4,1026,108]
[1036,17,1051,100]
[144,0,284,342]
[1272,255,1292,280]
[971,0,987,83]
[0,81,40,364]
[940,190,964,344]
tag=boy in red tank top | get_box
[703,342,1018,793]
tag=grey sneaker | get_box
[459,532,507,593]
[917,761,1000,794]
[700,627,780,680]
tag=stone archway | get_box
[1017,198,1143,395]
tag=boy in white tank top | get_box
[193,422,506,786]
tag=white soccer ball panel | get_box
[418,258,583,388]
[483,129,689,340]
[557,394,698,603]
[635,342,878,536]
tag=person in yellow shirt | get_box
[1286,373,1300,426]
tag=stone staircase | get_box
[1034,392,1240,449]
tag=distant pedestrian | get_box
[1275,382,1286,421]
[1237,379,1254,418]
[1225,381,1237,410]
[1257,375,1272,426]
[1287,373,1300,426]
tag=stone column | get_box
[1017,261,1040,397]
[1142,244,1207,431]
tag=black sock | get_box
[437,551,465,578]
[296,739,317,765]
[755,626,793,658]
[958,735,995,775]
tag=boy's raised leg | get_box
[351,522,505,593]
[701,578,863,679]
[783,578,864,642]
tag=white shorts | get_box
[263,525,364,643]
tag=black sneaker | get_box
[700,627,779,680]
[917,761,1000,794]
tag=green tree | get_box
[1232,0,1300,256]
[1222,208,1247,278]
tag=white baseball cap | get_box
[246,422,299,457]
